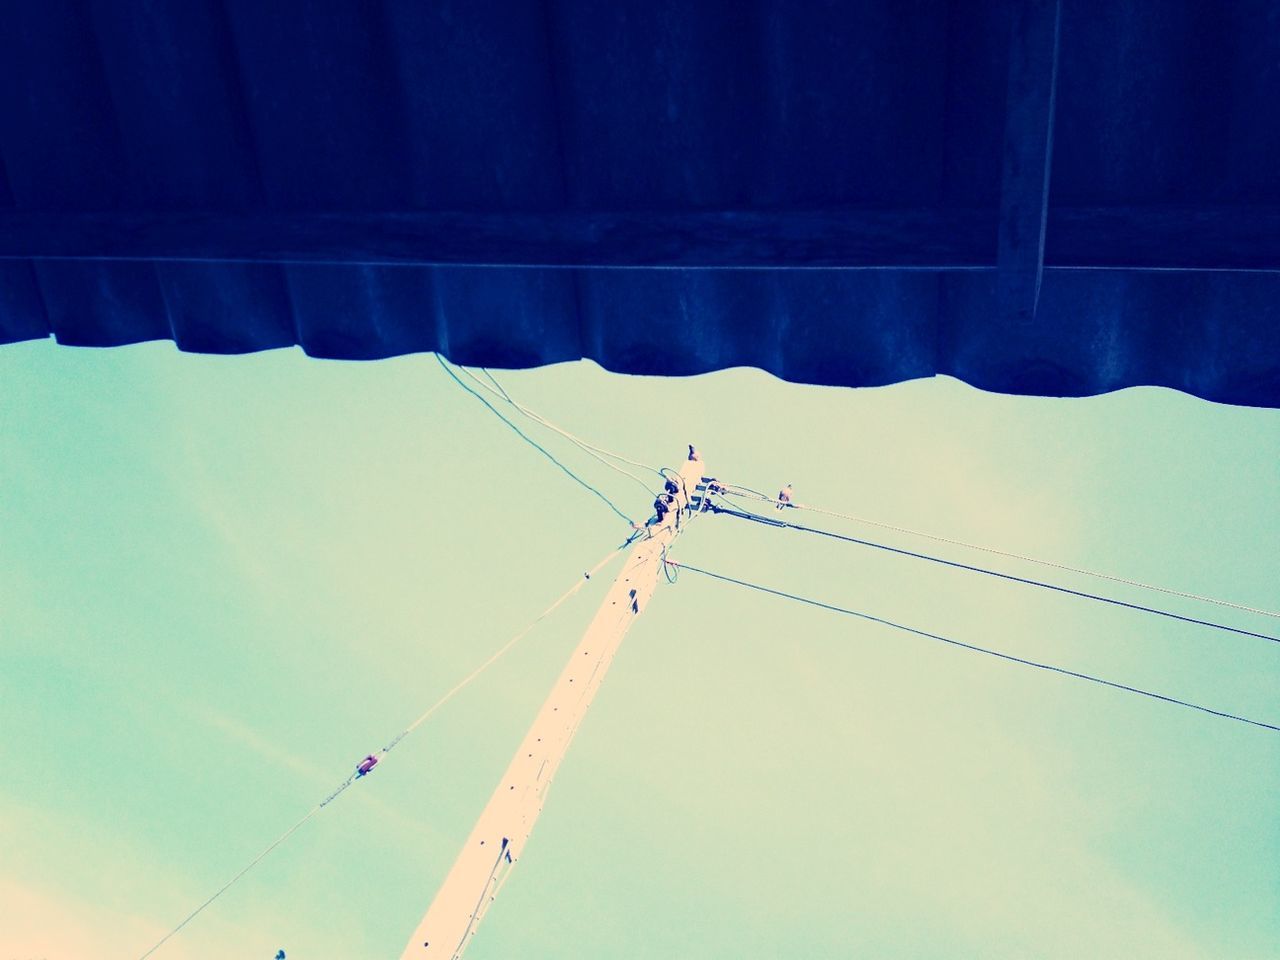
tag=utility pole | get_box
[399,451,709,959]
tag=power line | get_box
[710,503,1280,645]
[457,364,661,494]
[718,484,1280,620]
[137,544,627,959]
[667,560,1280,733]
[137,799,335,960]
[380,545,627,752]
[479,367,515,404]
[436,355,636,525]
[475,371,654,493]
[477,368,662,475]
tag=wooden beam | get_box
[1045,207,1280,271]
[997,0,1062,324]
[0,206,1277,271]
[0,209,993,270]
[400,454,705,959]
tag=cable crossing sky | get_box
[442,362,1274,626]
[718,484,1280,619]
[135,544,629,960]
[134,362,1276,959]
[709,503,1280,645]
[664,560,1280,733]
[434,356,638,525]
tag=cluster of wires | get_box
[140,363,1276,957]
[426,354,1280,732]
[714,483,1280,619]
[659,487,1278,733]
[434,357,651,524]
[139,360,670,958]
[435,355,667,526]
[136,543,629,960]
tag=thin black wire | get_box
[137,543,626,959]
[724,482,774,500]
[479,367,515,403]
[668,560,1280,733]
[711,504,1280,645]
[717,485,1280,620]
[136,776,356,959]
[437,355,634,525]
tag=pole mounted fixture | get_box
[400,451,707,959]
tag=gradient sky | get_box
[2,340,1277,960]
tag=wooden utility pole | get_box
[399,452,708,959]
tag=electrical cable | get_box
[479,367,515,404]
[666,559,1280,733]
[457,364,662,493]
[457,363,656,494]
[380,545,627,752]
[436,355,636,525]
[136,801,334,960]
[718,484,1280,620]
[136,544,627,960]
[710,503,1280,645]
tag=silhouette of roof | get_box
[1,1,1276,406]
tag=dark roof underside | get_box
[1,1,1278,406]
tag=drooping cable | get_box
[457,364,661,494]
[667,560,1279,733]
[476,367,661,476]
[436,355,636,525]
[711,503,1280,645]
[718,485,1280,620]
[465,365,658,492]
[136,800,335,960]
[479,367,515,404]
[136,544,627,960]
[380,545,626,751]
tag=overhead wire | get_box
[476,367,662,475]
[137,800,335,960]
[136,543,628,960]
[666,559,1280,734]
[710,502,1280,645]
[435,355,636,525]
[380,545,627,752]
[457,363,662,494]
[479,367,515,404]
[142,366,1272,954]
[718,484,1280,620]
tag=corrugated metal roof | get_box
[1,1,1277,406]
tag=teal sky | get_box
[2,340,1277,959]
